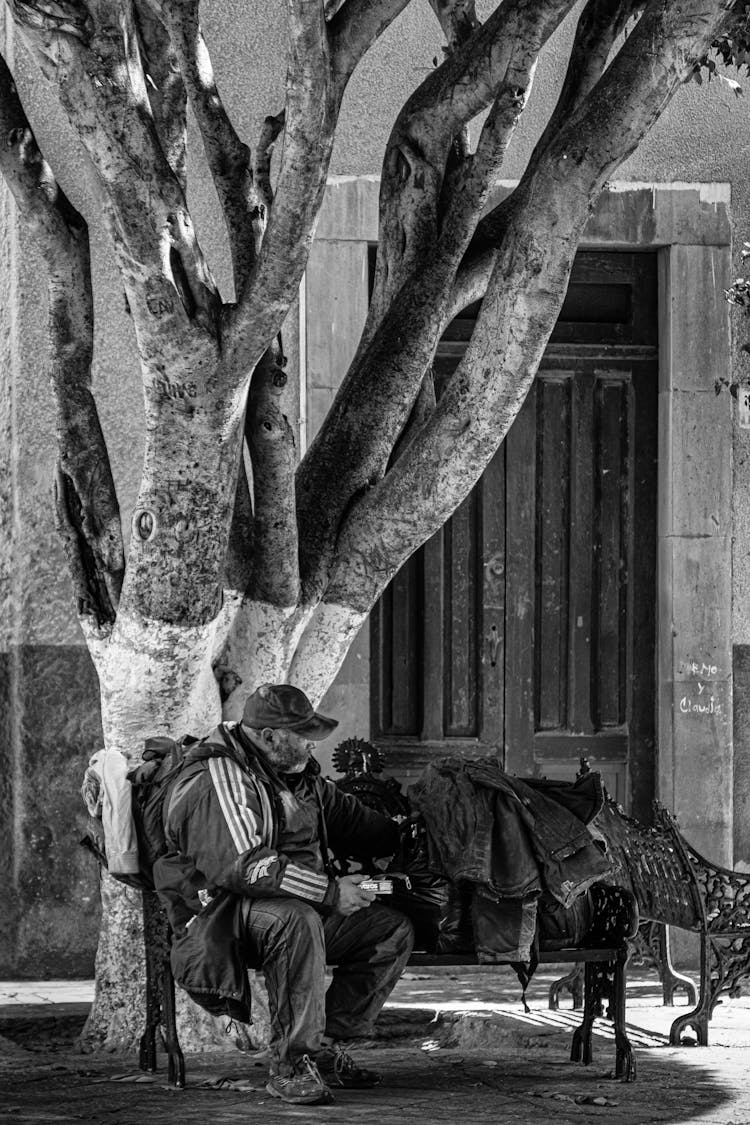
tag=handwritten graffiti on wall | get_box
[677,659,723,718]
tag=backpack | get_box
[81,734,200,892]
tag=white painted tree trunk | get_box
[220,600,311,720]
[79,613,264,1053]
[288,602,368,706]
[79,597,370,1051]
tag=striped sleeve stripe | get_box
[208,758,262,854]
[283,863,330,892]
[280,875,327,902]
[280,864,329,902]
[224,757,264,844]
[255,775,274,847]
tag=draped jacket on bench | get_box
[153,722,399,1020]
[409,758,611,962]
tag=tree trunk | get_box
[79,615,273,1053]
[219,601,310,720]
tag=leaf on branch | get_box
[696,8,750,82]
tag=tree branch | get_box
[451,0,646,315]
[255,110,285,215]
[427,0,479,46]
[220,0,417,381]
[367,0,576,334]
[246,340,300,607]
[316,0,734,619]
[425,0,479,165]
[10,0,222,372]
[134,0,188,192]
[223,0,334,376]
[9,5,256,627]
[163,0,262,294]
[389,366,436,465]
[223,445,254,600]
[0,49,124,629]
[296,0,575,604]
[328,0,412,88]
[541,0,645,125]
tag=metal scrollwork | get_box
[330,738,409,819]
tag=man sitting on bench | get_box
[154,683,413,1107]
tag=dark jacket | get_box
[153,723,399,1020]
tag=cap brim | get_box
[294,713,339,741]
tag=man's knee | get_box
[242,898,325,958]
[372,905,415,958]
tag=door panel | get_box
[506,356,656,820]
[371,252,658,816]
[444,489,480,738]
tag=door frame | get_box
[306,178,733,865]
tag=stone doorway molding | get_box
[306,178,733,866]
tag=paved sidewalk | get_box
[2,968,750,1123]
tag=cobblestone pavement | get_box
[2,970,750,1125]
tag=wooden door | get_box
[370,251,658,819]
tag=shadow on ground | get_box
[0,1029,745,1125]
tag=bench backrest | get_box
[595,799,705,931]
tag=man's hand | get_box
[335,874,376,916]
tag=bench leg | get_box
[548,963,584,1011]
[570,962,597,1066]
[658,925,698,1008]
[139,895,160,1075]
[636,921,697,1007]
[612,948,636,1082]
[669,932,711,1046]
[140,891,187,1085]
[162,963,185,1089]
[571,954,635,1082]
[138,1024,158,1074]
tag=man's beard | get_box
[264,737,310,773]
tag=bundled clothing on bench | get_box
[407,757,610,962]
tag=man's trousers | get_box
[241,898,414,1076]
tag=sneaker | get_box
[315,1043,382,1088]
[266,1055,333,1105]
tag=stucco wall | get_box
[2,3,750,974]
